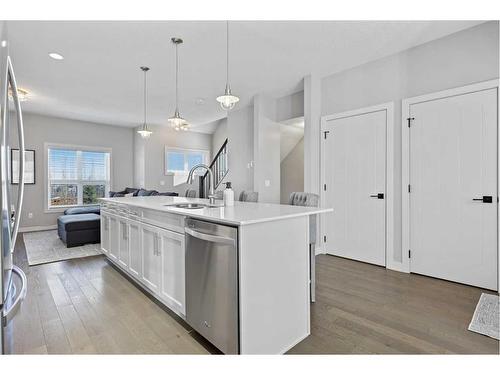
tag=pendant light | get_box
[137,66,153,138]
[216,21,239,111]
[168,37,189,131]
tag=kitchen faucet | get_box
[187,164,216,205]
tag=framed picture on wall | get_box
[11,149,36,184]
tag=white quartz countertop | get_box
[99,196,332,226]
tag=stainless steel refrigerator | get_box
[0,20,27,355]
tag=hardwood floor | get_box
[8,237,214,354]
[9,237,499,354]
[289,255,499,354]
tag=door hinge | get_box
[323,184,327,191]
[408,184,411,193]
[324,235,327,243]
[408,250,411,258]
[407,117,415,128]
[323,130,330,139]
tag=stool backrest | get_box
[288,192,319,245]
[239,190,259,202]
[185,189,197,198]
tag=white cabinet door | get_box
[158,228,186,316]
[118,218,129,268]
[100,212,110,255]
[141,224,161,293]
[128,220,142,279]
[108,215,119,262]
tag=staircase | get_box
[199,138,228,198]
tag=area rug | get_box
[23,230,101,266]
[468,293,500,340]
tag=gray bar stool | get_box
[185,188,197,198]
[239,190,259,202]
[289,192,319,303]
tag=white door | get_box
[141,224,160,293]
[100,213,110,255]
[128,220,142,279]
[324,109,386,266]
[118,218,129,268]
[409,88,498,290]
[158,228,186,316]
[108,215,119,262]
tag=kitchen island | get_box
[99,196,331,354]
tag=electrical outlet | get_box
[28,212,33,219]
[265,180,270,187]
[160,180,165,186]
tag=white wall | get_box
[277,90,304,122]
[10,113,134,229]
[319,21,499,264]
[211,118,228,154]
[225,105,254,199]
[280,137,304,204]
[253,94,281,203]
[133,124,212,196]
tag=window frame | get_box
[44,143,113,212]
[164,146,210,176]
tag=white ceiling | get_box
[7,21,483,134]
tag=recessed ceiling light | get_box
[48,52,64,60]
[1,40,7,48]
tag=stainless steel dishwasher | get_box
[185,218,239,354]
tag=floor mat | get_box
[23,230,101,266]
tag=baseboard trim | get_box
[19,225,57,233]
[313,245,324,255]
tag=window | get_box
[165,147,209,175]
[47,145,111,210]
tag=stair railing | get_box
[199,138,228,198]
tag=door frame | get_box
[402,79,500,287]
[320,102,395,269]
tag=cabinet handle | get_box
[155,234,161,256]
[153,233,157,256]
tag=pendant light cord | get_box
[143,69,147,125]
[175,42,179,112]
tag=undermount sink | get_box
[165,202,224,209]
[168,203,207,209]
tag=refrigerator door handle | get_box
[2,265,27,324]
[7,56,25,252]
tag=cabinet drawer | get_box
[141,209,185,234]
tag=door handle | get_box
[472,196,493,203]
[2,265,27,324]
[6,57,26,253]
[370,193,384,199]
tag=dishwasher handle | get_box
[185,227,235,246]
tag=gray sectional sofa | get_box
[109,187,179,197]
[57,205,101,248]
[57,188,179,248]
